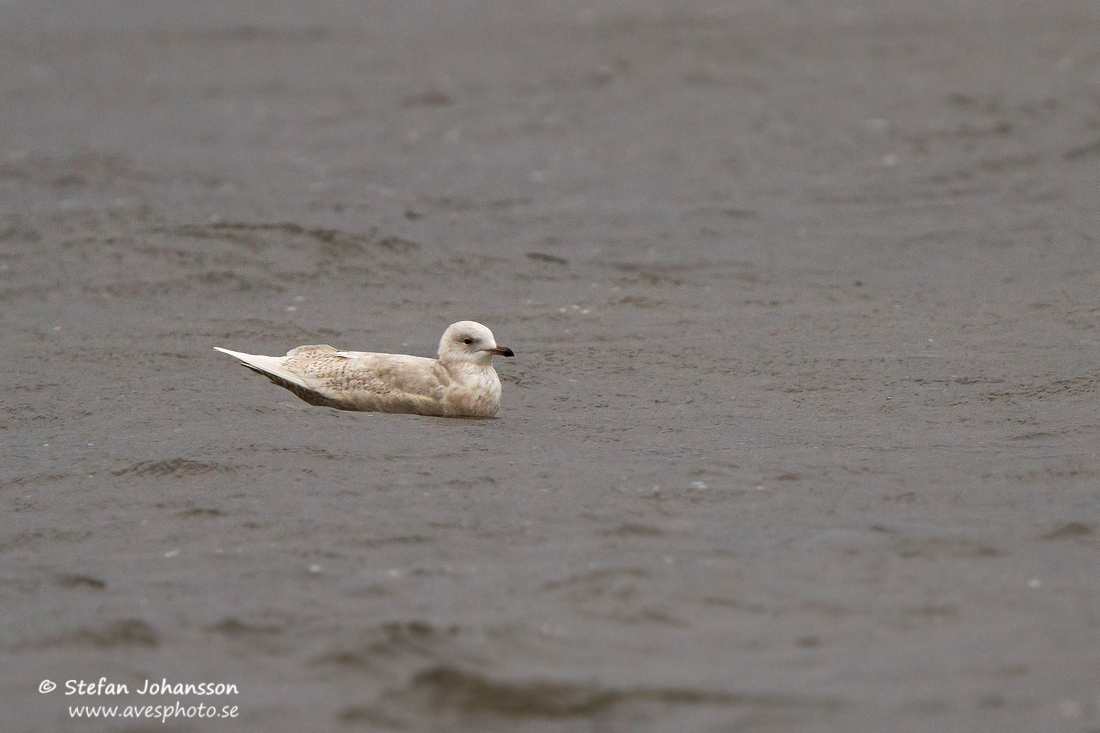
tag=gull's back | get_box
[281,346,455,415]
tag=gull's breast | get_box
[445,365,502,417]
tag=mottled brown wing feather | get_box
[279,350,454,413]
[241,364,354,409]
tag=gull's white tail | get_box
[212,347,310,390]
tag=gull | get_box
[214,321,514,418]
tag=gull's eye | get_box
[463,338,474,345]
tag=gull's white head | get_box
[438,321,514,366]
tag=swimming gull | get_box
[214,320,514,417]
